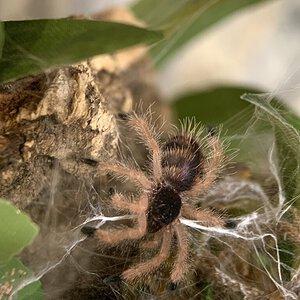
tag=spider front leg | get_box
[182,204,224,227]
[184,132,223,198]
[93,210,147,245]
[99,162,151,190]
[122,227,172,281]
[111,193,148,213]
[84,194,149,245]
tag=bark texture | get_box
[0,63,120,209]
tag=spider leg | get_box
[111,193,148,213]
[94,209,147,245]
[184,134,223,198]
[128,114,162,181]
[122,227,172,281]
[170,221,189,283]
[140,231,163,249]
[99,162,151,190]
[182,204,224,227]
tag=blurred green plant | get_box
[0,199,38,262]
[0,19,163,83]
[0,199,42,299]
[133,0,271,65]
[0,22,4,57]
[172,86,255,131]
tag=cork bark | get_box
[0,62,119,208]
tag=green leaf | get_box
[0,19,163,83]
[0,199,39,263]
[0,22,4,57]
[133,0,271,65]
[241,93,300,205]
[0,258,43,299]
[172,86,257,135]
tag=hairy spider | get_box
[82,112,224,284]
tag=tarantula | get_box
[82,113,224,284]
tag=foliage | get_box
[0,22,4,57]
[0,199,38,262]
[133,0,271,65]
[172,86,255,132]
[0,199,42,299]
[0,19,163,83]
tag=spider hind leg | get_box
[122,227,172,281]
[170,222,189,283]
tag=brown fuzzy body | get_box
[146,134,204,233]
[162,135,205,192]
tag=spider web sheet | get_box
[5,3,300,299]
[9,85,300,300]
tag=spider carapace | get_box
[147,135,205,233]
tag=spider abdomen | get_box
[162,134,205,192]
[146,184,181,233]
